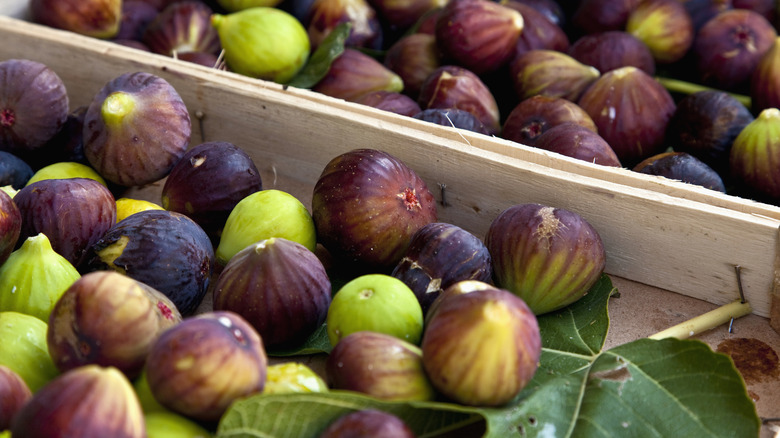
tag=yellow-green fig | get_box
[0,311,60,393]
[263,362,328,394]
[217,0,283,11]
[145,410,212,438]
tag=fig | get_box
[326,274,424,346]
[384,33,442,100]
[533,123,622,167]
[733,0,776,23]
[692,8,777,91]
[355,91,422,117]
[14,177,117,267]
[10,365,145,438]
[421,285,541,406]
[423,279,494,326]
[84,209,214,316]
[570,0,641,35]
[751,35,780,112]
[116,197,165,222]
[412,108,492,135]
[434,0,525,74]
[219,0,285,10]
[626,0,695,64]
[211,7,311,84]
[0,189,20,266]
[29,0,122,39]
[326,331,436,401]
[115,0,160,41]
[46,271,182,379]
[25,162,107,187]
[512,0,564,27]
[263,362,328,394]
[368,0,447,30]
[0,365,31,430]
[683,0,733,30]
[0,151,33,189]
[0,233,81,322]
[0,311,60,392]
[132,369,166,413]
[83,71,192,187]
[306,0,383,50]
[30,105,90,170]
[510,49,601,102]
[212,237,332,350]
[633,151,727,192]
[312,49,403,102]
[216,189,317,265]
[568,30,656,76]
[0,59,69,155]
[729,107,780,202]
[144,410,213,438]
[318,409,416,438]
[577,66,676,167]
[145,311,268,422]
[484,203,607,315]
[417,65,501,135]
[161,141,263,244]
[501,95,598,147]
[503,1,570,59]
[391,222,492,314]
[312,148,437,269]
[142,1,222,57]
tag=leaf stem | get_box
[654,76,752,109]
[648,299,753,340]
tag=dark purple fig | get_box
[29,0,122,39]
[733,0,776,23]
[503,1,569,59]
[693,8,777,91]
[501,95,597,147]
[434,0,525,74]
[312,148,438,270]
[513,0,565,27]
[306,0,383,50]
[114,0,159,41]
[46,271,182,379]
[14,178,116,267]
[578,66,676,167]
[142,1,222,57]
[318,409,416,438]
[729,107,780,202]
[683,0,733,30]
[355,91,423,117]
[135,0,184,11]
[0,151,33,190]
[418,65,501,135]
[391,222,492,314]
[415,8,441,34]
[325,331,435,401]
[212,237,331,350]
[568,30,656,75]
[10,365,145,438]
[0,59,69,155]
[571,0,641,35]
[533,123,622,167]
[0,365,31,430]
[626,0,695,64]
[510,49,600,102]
[313,49,403,103]
[0,190,21,266]
[84,209,214,316]
[367,0,447,30]
[32,106,90,170]
[384,33,442,100]
[484,203,606,315]
[161,141,263,244]
[412,108,491,135]
[145,311,267,422]
[633,151,726,192]
[665,90,754,176]
[751,35,780,112]
[421,285,541,406]
[83,71,191,187]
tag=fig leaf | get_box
[267,322,333,357]
[286,23,351,89]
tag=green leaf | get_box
[285,23,351,89]
[267,323,333,357]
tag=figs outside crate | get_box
[571,0,641,35]
[29,0,122,39]
[263,362,328,394]
[633,151,726,192]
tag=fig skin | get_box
[0,189,21,266]
[355,91,423,117]
[326,331,436,401]
[83,71,192,187]
[750,35,780,112]
[142,1,222,57]
[729,107,780,202]
[0,365,31,431]
[503,1,570,59]
[212,237,332,350]
[29,0,122,39]
[510,49,601,103]
[84,209,215,316]
[0,311,60,393]
[533,123,622,167]
[46,271,182,379]
[568,30,656,76]
[424,279,495,326]
[263,362,328,394]
[633,151,727,192]
[484,203,607,315]
[114,0,159,41]
[306,0,383,51]
[318,409,416,438]
[421,285,541,406]
[391,222,493,314]
[501,95,598,147]
[313,49,404,103]
[145,311,268,422]
[13,177,117,268]
[10,365,145,438]
[0,151,33,189]
[367,0,447,30]
[684,0,734,31]
[412,108,491,135]
[312,148,438,269]
[0,59,70,155]
[31,106,90,170]
[626,0,695,65]
[384,33,442,100]
[570,0,642,35]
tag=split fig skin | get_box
[567,30,656,76]
[633,152,726,192]
[501,95,598,147]
[29,0,122,39]
[532,123,622,167]
[318,409,417,438]
[0,365,31,431]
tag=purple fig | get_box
[0,151,33,189]
[501,95,597,147]
[633,151,726,192]
[412,108,491,135]
[114,0,159,41]
[512,0,565,27]
[29,0,122,39]
[367,0,447,30]
[355,90,423,117]
[306,0,383,50]
[503,1,570,59]
[733,0,776,23]
[683,0,733,30]
[533,123,622,167]
[571,0,642,35]
[313,49,403,102]
[568,30,656,75]
[0,189,21,266]
[142,1,222,57]
[318,410,416,438]
[384,33,442,99]
[510,49,600,102]
[0,365,31,430]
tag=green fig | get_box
[145,410,213,438]
[0,311,60,392]
[263,362,328,394]
[730,107,780,203]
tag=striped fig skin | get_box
[312,148,437,269]
[484,203,606,315]
[421,286,541,407]
[212,237,331,350]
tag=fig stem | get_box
[648,299,753,340]
[654,76,752,109]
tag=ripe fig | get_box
[29,0,122,39]
[355,91,422,117]
[418,65,501,135]
[46,271,182,379]
[31,105,90,170]
[313,49,403,102]
[0,151,33,189]
[144,410,214,438]
[14,177,116,267]
[568,30,656,76]
[510,49,600,102]
[0,365,31,431]
[729,107,780,202]
[412,108,492,135]
[306,0,383,50]
[423,279,494,326]
[10,365,145,438]
[0,311,60,392]
[626,0,695,64]
[312,148,437,269]
[578,66,676,167]
[434,0,525,74]
[142,1,222,57]
[0,59,69,155]
[751,35,780,111]
[683,0,733,30]
[368,0,447,30]
[145,311,268,422]
[533,123,622,167]
[114,0,159,41]
[84,209,214,316]
[318,409,416,438]
[633,151,726,192]
[733,0,775,22]
[512,0,564,27]
[25,162,107,187]
[501,95,597,147]
[421,285,541,406]
[384,33,442,100]
[485,203,606,315]
[115,197,165,222]
[571,0,641,35]
[0,189,20,266]
[263,362,328,394]
[219,0,285,10]
[83,71,191,187]
[391,222,492,314]
[212,237,332,350]
[161,141,263,244]
[503,1,570,59]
